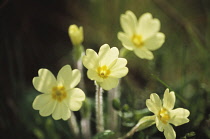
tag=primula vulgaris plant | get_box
[32,65,85,120]
[82,44,128,91]
[146,89,190,139]
[32,10,191,139]
[119,89,190,139]
[82,44,128,132]
[118,10,165,60]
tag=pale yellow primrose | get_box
[146,89,190,139]
[118,11,165,60]
[32,65,85,120]
[82,44,128,91]
[69,24,84,46]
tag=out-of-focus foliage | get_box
[1,0,210,138]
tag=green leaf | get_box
[122,104,130,112]
[112,98,121,111]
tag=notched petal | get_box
[83,49,99,69]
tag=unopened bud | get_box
[68,24,84,46]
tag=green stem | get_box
[72,44,92,138]
[81,117,91,139]
[107,86,120,132]
[68,112,80,139]
[95,83,104,133]
[117,122,140,139]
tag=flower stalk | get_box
[69,24,92,138]
[74,48,92,139]
[118,115,155,139]
[107,82,121,132]
[73,46,92,138]
[118,122,140,139]
[81,116,91,139]
[68,112,80,139]
[95,82,104,133]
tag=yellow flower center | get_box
[52,86,67,102]
[97,65,110,79]
[132,34,144,48]
[158,108,170,124]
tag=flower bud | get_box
[112,98,121,111]
[68,24,84,46]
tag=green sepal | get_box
[72,44,84,61]
[136,115,156,131]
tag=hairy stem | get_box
[107,81,121,132]
[95,83,104,133]
[81,117,91,139]
[68,112,80,139]
[73,45,92,138]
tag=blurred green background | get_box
[1,0,210,138]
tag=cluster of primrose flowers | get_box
[32,10,190,139]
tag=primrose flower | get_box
[68,24,84,46]
[146,89,190,139]
[82,44,128,90]
[118,11,165,60]
[32,65,85,120]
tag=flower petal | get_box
[134,47,154,60]
[146,93,162,114]
[52,102,62,120]
[87,69,103,82]
[120,10,137,36]
[69,88,86,101]
[137,13,160,40]
[57,65,81,89]
[67,88,85,111]
[57,65,71,85]
[98,44,119,66]
[144,32,165,51]
[33,69,57,94]
[69,69,81,88]
[169,108,190,126]
[117,32,135,50]
[155,117,165,132]
[163,89,175,110]
[60,102,71,120]
[100,77,119,91]
[163,124,176,139]
[83,49,99,69]
[32,94,51,110]
[52,102,71,120]
[69,101,83,111]
[39,99,57,117]
[109,58,128,78]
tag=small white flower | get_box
[146,89,190,139]
[32,65,85,120]
[118,10,165,60]
[82,44,128,90]
[69,24,84,46]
